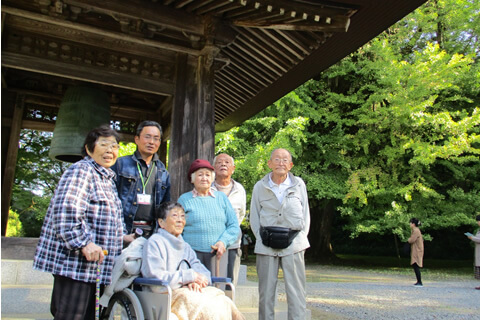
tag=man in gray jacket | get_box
[250,148,310,320]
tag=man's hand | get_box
[211,241,226,257]
[81,242,105,263]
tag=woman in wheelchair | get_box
[141,201,245,320]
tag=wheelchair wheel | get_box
[101,289,144,320]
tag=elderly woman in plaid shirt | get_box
[33,125,125,320]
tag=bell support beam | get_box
[1,94,24,236]
[1,52,174,96]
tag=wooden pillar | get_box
[169,52,216,200]
[155,112,168,166]
[1,94,24,236]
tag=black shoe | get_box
[413,282,423,287]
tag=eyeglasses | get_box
[169,213,186,221]
[97,142,120,150]
[142,134,161,142]
[272,158,290,164]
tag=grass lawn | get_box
[242,253,473,282]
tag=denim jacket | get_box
[112,152,171,234]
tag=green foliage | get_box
[119,141,137,157]
[7,209,24,237]
[10,130,70,236]
[10,186,52,237]
[15,130,70,195]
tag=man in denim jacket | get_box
[112,121,171,242]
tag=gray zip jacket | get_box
[250,172,310,257]
[211,179,246,249]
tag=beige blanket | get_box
[171,286,245,320]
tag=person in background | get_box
[466,214,480,290]
[212,153,246,286]
[33,125,124,320]
[250,148,310,320]
[112,120,170,241]
[408,217,424,287]
[178,159,240,277]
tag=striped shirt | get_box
[33,157,124,284]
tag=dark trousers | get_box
[51,275,100,320]
[195,250,228,277]
[412,263,422,284]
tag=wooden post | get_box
[1,94,25,236]
[169,51,216,200]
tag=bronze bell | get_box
[49,86,110,163]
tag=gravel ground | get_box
[276,268,480,320]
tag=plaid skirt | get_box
[475,266,480,280]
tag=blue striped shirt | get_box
[33,157,124,284]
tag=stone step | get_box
[2,260,53,286]
[233,281,259,308]
[1,285,53,315]
[239,301,311,320]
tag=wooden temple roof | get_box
[1,0,427,137]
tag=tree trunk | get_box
[306,199,338,262]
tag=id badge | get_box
[137,193,152,205]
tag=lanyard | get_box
[137,162,155,194]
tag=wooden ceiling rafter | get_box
[241,27,296,64]
[233,34,289,73]
[230,40,282,77]
[257,27,304,60]
[216,70,258,97]
[215,79,252,105]
[222,53,273,86]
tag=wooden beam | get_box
[233,15,350,32]
[1,94,24,236]
[2,5,201,56]
[63,0,204,35]
[6,15,177,62]
[2,52,175,96]
[62,0,237,45]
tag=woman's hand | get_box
[81,242,105,263]
[123,233,136,244]
[193,271,209,288]
[210,241,226,257]
[186,282,203,292]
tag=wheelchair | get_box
[101,276,235,320]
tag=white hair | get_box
[191,170,215,183]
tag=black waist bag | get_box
[260,226,300,249]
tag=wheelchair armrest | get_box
[211,277,232,283]
[133,277,169,287]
